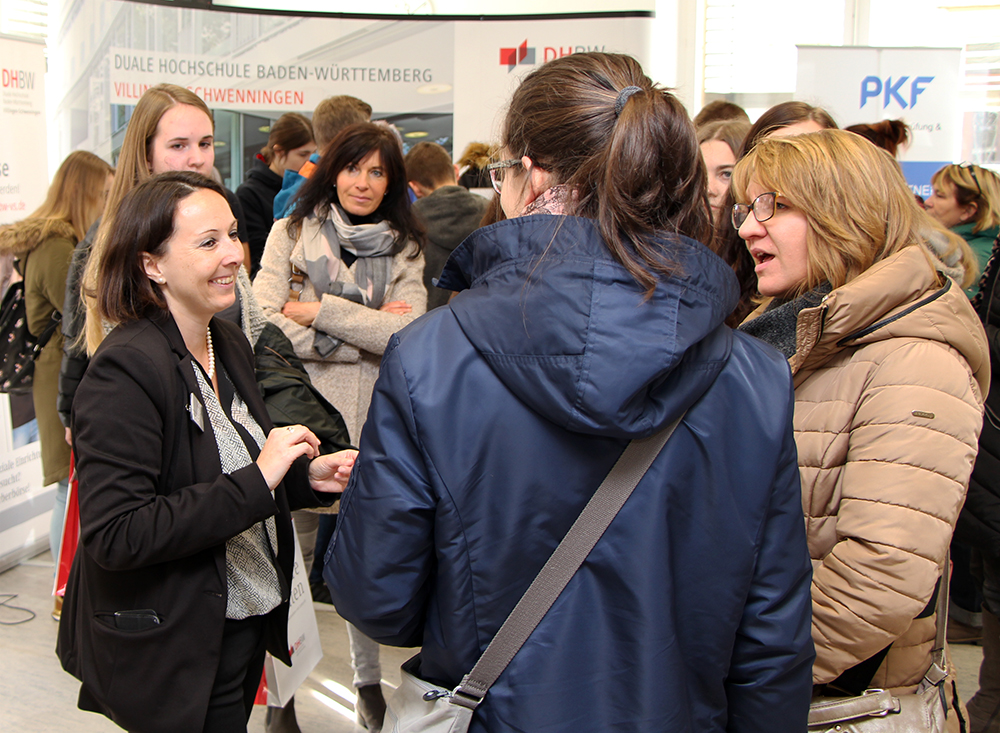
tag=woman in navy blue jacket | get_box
[326,52,814,732]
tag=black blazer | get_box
[57,311,332,733]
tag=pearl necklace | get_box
[205,326,215,381]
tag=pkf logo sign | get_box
[860,75,935,110]
[500,40,535,72]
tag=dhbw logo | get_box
[500,40,535,72]
[860,76,934,109]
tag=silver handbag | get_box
[807,553,952,733]
[383,416,686,733]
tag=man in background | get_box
[405,142,488,310]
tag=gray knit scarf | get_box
[302,204,398,357]
[738,283,832,359]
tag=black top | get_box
[236,158,282,276]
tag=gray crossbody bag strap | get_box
[449,413,686,710]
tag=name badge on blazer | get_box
[189,393,205,432]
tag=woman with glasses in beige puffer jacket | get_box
[735,130,988,730]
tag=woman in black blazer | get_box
[57,171,356,733]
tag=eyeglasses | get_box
[486,158,521,194]
[732,191,779,230]
[959,163,983,198]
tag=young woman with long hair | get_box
[0,150,113,596]
[60,83,248,424]
[324,52,814,732]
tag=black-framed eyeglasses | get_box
[959,163,983,198]
[732,191,779,230]
[486,158,521,194]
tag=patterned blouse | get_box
[193,361,282,620]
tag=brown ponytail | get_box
[845,119,910,158]
[502,52,713,297]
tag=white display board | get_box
[452,16,652,158]
[0,34,47,226]
[0,402,49,572]
[796,46,962,198]
[0,34,50,572]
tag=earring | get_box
[158,277,165,284]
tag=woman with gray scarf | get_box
[253,121,425,732]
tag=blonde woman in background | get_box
[925,163,1000,298]
[0,150,113,617]
[62,84,249,424]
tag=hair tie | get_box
[615,86,643,117]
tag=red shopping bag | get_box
[255,673,269,706]
[54,453,79,598]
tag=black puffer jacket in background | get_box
[57,219,98,428]
[412,185,488,310]
[252,320,353,453]
[236,158,283,276]
[957,232,1000,559]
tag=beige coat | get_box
[253,216,426,442]
[749,246,988,691]
[0,218,75,485]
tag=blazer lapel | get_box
[149,311,224,479]
[211,317,274,435]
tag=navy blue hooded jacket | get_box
[327,215,814,732]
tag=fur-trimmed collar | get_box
[0,218,77,256]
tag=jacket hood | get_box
[796,246,989,396]
[0,217,76,256]
[437,215,739,439]
[413,186,487,253]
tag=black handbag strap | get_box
[450,413,686,710]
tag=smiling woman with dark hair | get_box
[57,171,356,733]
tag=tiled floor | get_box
[0,551,987,731]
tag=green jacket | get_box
[957,222,1000,298]
[1,218,76,484]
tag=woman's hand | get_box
[309,449,359,494]
[282,301,321,327]
[256,424,321,491]
[379,300,412,315]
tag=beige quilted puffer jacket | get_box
[748,245,989,692]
